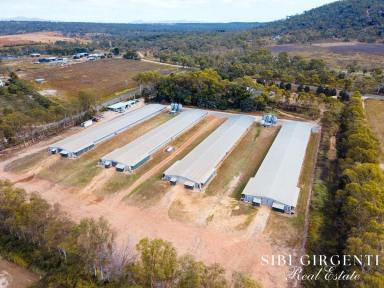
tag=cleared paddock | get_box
[48,104,165,158]
[163,115,254,190]
[100,109,207,172]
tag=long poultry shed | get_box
[48,104,165,158]
[163,115,254,190]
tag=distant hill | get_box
[260,0,384,42]
[0,21,262,36]
[0,1,382,45]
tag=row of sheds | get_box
[48,104,165,157]
[48,102,314,214]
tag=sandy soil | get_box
[0,258,38,288]
[0,32,87,47]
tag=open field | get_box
[6,58,172,100]
[365,99,384,162]
[205,124,280,198]
[0,31,87,47]
[0,258,38,288]
[0,107,319,288]
[267,42,384,69]
[37,112,172,187]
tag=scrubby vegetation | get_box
[0,180,260,287]
[0,73,66,146]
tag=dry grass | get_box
[37,113,172,187]
[0,32,87,47]
[365,99,384,162]
[126,117,223,207]
[20,58,173,100]
[206,125,280,198]
[4,149,48,173]
[264,132,320,248]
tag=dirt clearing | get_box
[0,32,86,47]
[0,258,38,288]
[0,111,319,288]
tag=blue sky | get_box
[1,0,337,23]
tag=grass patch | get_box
[264,132,321,248]
[98,173,139,195]
[37,112,172,188]
[4,149,48,173]
[232,203,258,230]
[365,99,384,161]
[206,124,280,198]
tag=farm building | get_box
[48,104,165,158]
[107,100,138,113]
[100,109,207,172]
[38,57,58,63]
[163,115,254,190]
[241,121,314,214]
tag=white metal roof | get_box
[108,100,135,110]
[164,115,254,185]
[49,104,165,154]
[101,110,207,168]
[242,121,314,208]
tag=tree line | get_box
[305,92,383,287]
[137,69,329,118]
[0,180,260,288]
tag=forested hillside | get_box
[1,0,383,44]
[258,0,384,42]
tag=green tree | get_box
[135,238,178,287]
